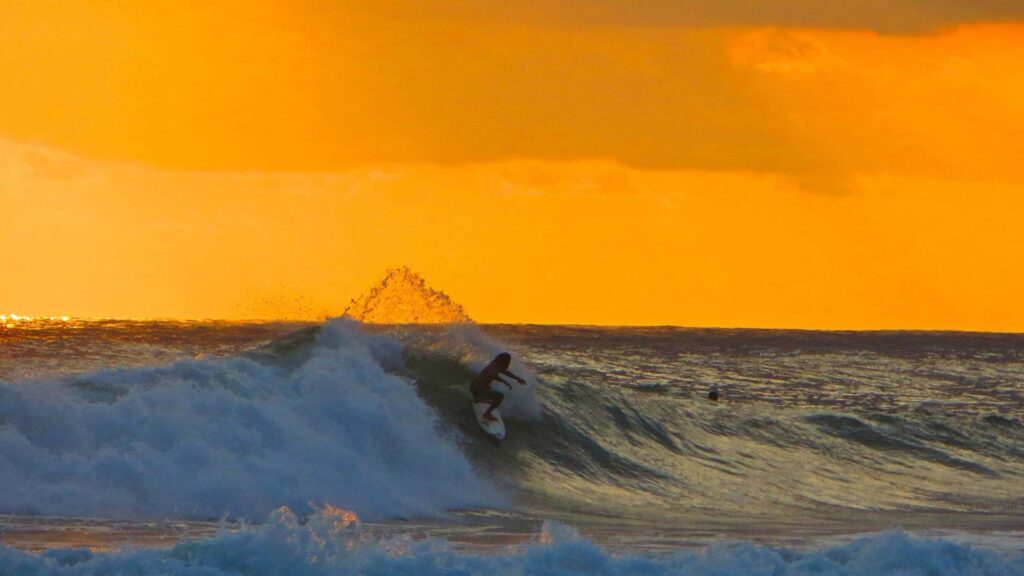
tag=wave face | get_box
[0,320,498,520]
[401,326,1024,525]
[2,509,1022,576]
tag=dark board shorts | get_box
[471,384,505,404]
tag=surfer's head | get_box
[494,352,512,369]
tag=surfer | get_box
[708,384,719,402]
[471,352,526,421]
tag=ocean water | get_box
[1,318,1023,574]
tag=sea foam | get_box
[1,510,1021,576]
[0,320,498,520]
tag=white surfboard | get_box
[473,402,506,440]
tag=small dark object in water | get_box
[708,385,719,402]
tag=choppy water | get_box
[396,325,1024,529]
[1,318,1022,573]
[0,319,307,381]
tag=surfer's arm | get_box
[502,370,526,384]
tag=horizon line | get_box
[3,314,1023,336]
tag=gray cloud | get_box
[356,0,1024,34]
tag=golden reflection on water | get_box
[1,314,74,329]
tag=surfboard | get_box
[473,402,506,440]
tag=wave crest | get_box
[3,514,1021,576]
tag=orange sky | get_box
[2,2,1023,330]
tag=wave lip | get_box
[0,320,498,521]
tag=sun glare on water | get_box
[1,314,72,328]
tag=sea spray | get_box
[343,267,472,324]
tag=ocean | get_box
[1,317,1022,574]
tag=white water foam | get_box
[0,320,499,520]
[1,509,1021,575]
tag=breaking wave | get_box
[1,508,1021,575]
[0,320,498,520]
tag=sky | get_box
[2,1,1023,329]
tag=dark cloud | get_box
[355,0,1024,34]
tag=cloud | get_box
[1,3,1022,193]
[0,138,104,187]
[731,29,844,75]
[346,0,1024,33]
[355,0,1024,34]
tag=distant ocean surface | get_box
[1,318,1023,574]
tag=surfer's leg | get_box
[482,390,504,421]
